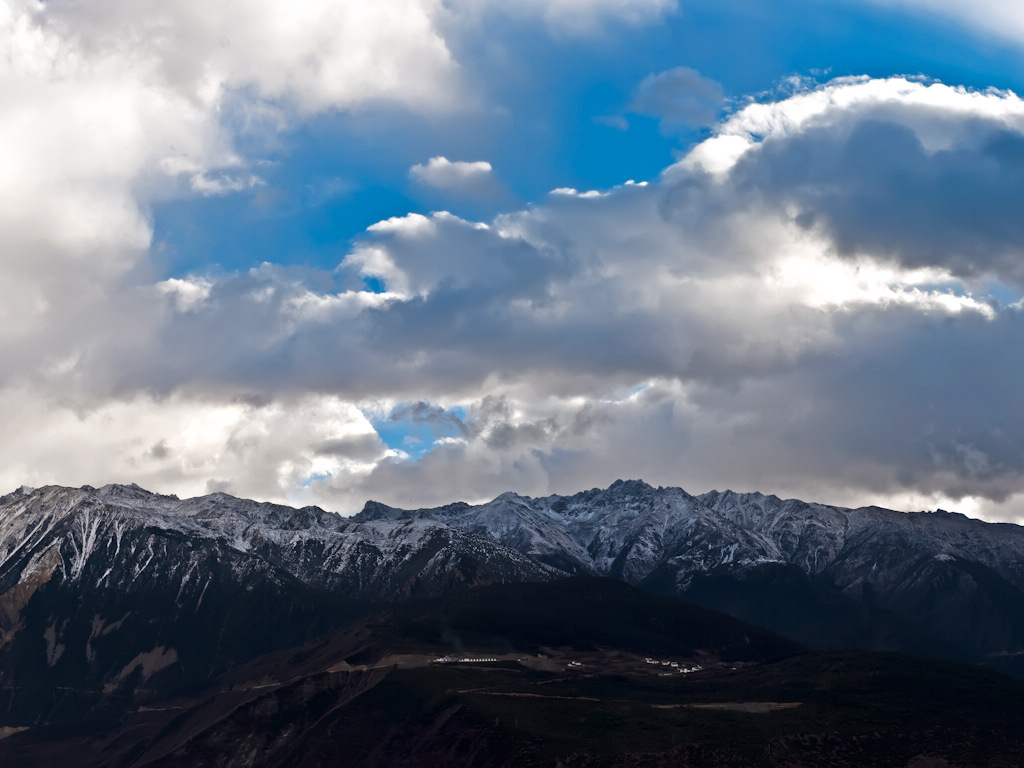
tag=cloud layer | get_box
[3,0,1024,521]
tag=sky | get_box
[4,0,1024,519]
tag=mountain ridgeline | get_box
[358,479,1024,673]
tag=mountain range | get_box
[2,479,1024,765]
[359,479,1024,671]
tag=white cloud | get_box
[549,187,607,197]
[188,172,265,196]
[0,387,383,507]
[350,210,507,296]
[0,0,498,402]
[29,0,462,114]
[677,76,1024,176]
[865,0,1024,47]
[410,156,495,190]
[0,0,494,345]
[158,277,213,313]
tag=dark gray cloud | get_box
[630,66,724,128]
[146,440,171,460]
[734,118,1024,282]
[313,433,386,461]
[792,305,1024,501]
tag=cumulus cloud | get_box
[2,0,627,291]
[0,0,471,393]
[0,0,663,341]
[29,0,462,114]
[679,77,1024,285]
[409,156,497,194]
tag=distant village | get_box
[645,658,704,674]
[430,653,705,675]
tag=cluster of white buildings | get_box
[643,658,703,674]
[432,656,499,663]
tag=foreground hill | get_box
[3,579,1023,768]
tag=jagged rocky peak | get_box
[358,499,405,520]
[608,478,655,493]
[94,482,178,502]
[0,482,175,520]
[699,488,770,507]
[175,492,336,531]
[492,490,532,504]
[356,498,472,521]
[0,485,36,505]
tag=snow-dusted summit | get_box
[0,483,549,605]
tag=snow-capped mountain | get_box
[0,483,549,723]
[359,481,781,582]
[361,479,1024,590]
[0,483,551,602]
[357,479,1024,668]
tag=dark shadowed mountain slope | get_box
[4,579,1024,768]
